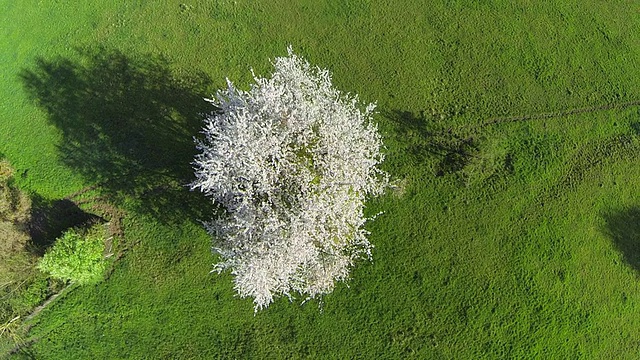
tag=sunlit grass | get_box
[2,0,640,358]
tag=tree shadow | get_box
[27,195,103,256]
[603,207,640,273]
[20,48,216,224]
[382,110,478,176]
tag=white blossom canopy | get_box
[192,48,388,310]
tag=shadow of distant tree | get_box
[603,207,640,273]
[382,110,478,176]
[20,48,216,224]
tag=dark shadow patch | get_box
[20,47,216,224]
[28,196,103,256]
[382,110,478,176]
[630,121,640,136]
[603,207,640,273]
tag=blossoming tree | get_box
[191,48,388,310]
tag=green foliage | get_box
[2,0,640,359]
[38,226,106,285]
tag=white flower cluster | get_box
[192,48,388,311]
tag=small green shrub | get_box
[38,226,106,285]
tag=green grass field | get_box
[2,0,640,358]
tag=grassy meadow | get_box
[2,0,640,358]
